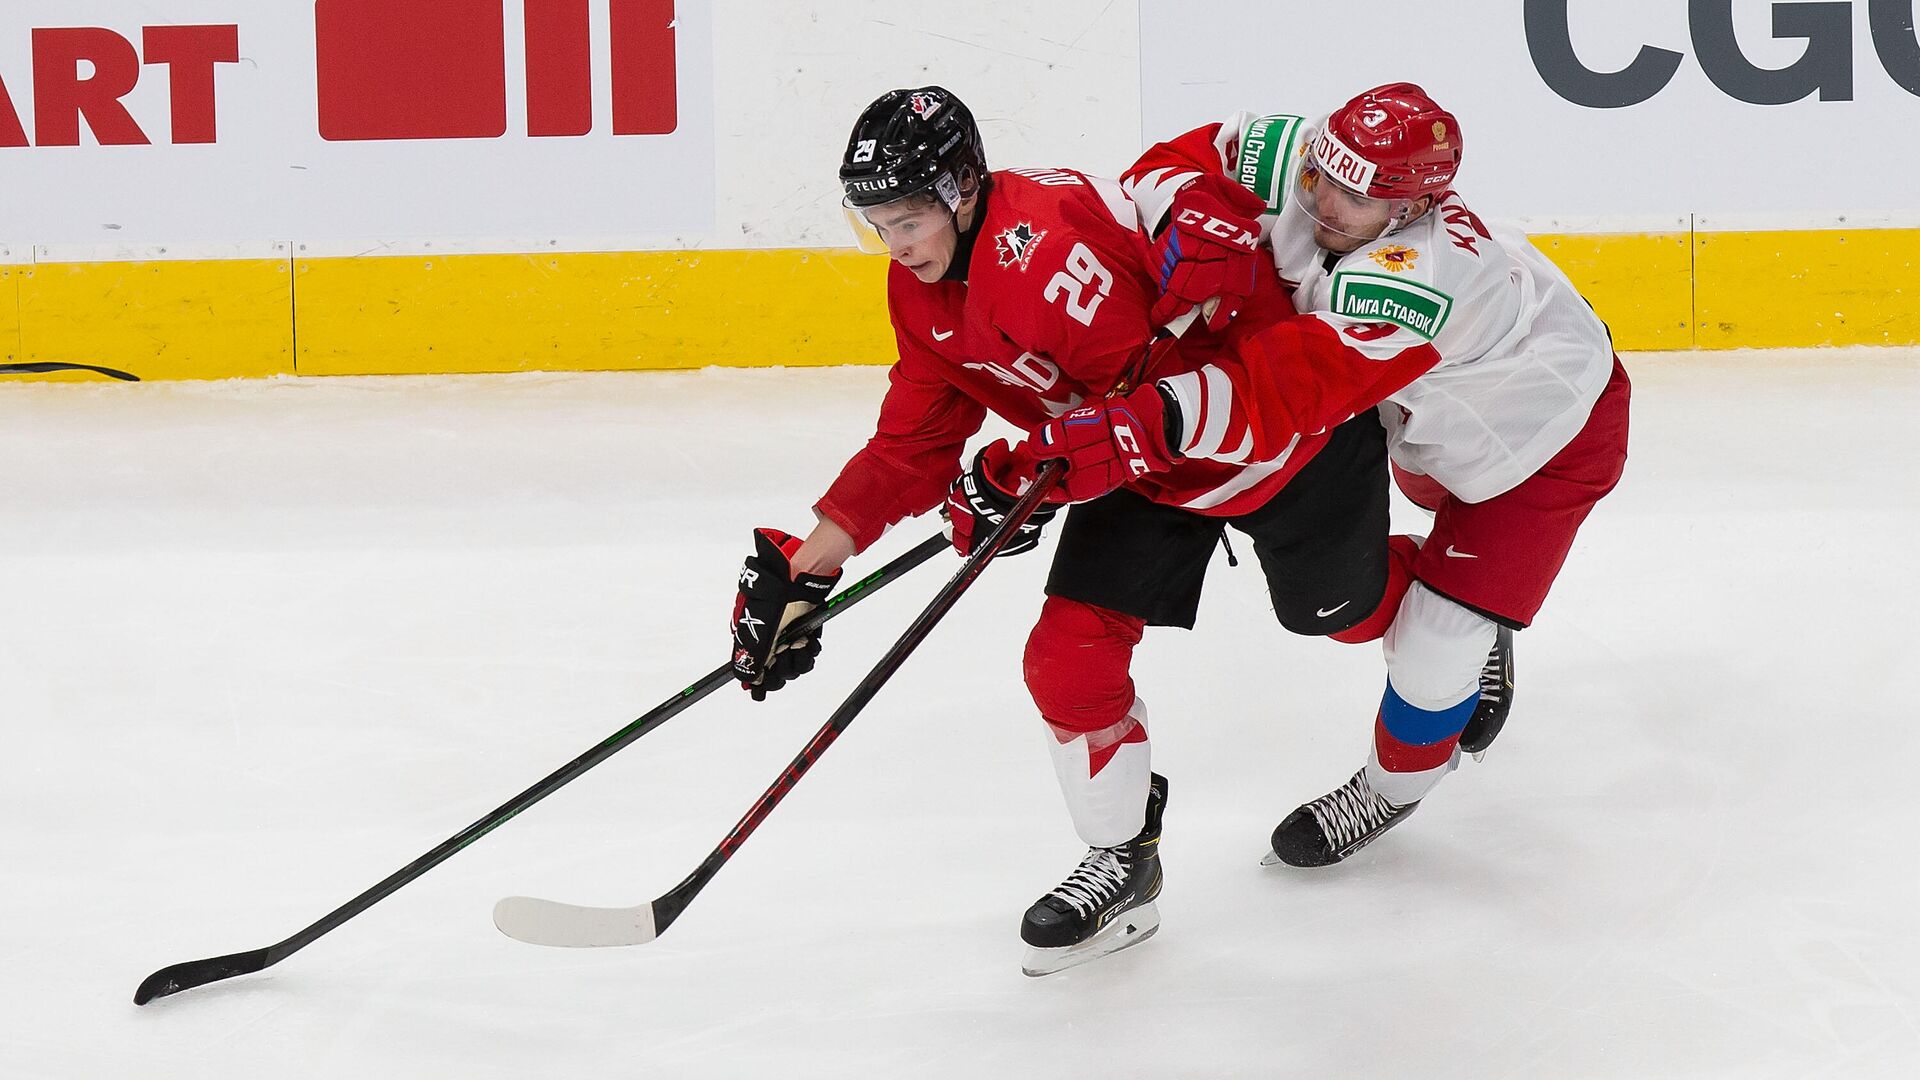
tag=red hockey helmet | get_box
[1313,83,1462,201]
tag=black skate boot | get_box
[1459,625,1514,759]
[1263,768,1417,868]
[1020,773,1167,977]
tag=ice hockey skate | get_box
[1459,625,1514,759]
[1020,773,1167,977]
[1262,768,1417,868]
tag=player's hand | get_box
[1013,387,1176,504]
[943,444,1060,558]
[1150,173,1266,333]
[730,528,842,701]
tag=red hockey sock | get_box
[1025,596,1147,776]
[1330,534,1420,645]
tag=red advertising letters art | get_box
[0,24,237,147]
[0,4,678,149]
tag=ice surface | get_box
[2,350,1917,1078]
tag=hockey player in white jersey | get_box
[1001,83,1631,865]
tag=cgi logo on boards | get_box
[1526,0,1920,107]
[0,24,239,146]
[316,0,678,141]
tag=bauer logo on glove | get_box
[730,528,842,700]
[945,445,1060,558]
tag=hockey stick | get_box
[0,361,140,381]
[132,531,950,1005]
[493,460,1066,948]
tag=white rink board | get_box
[8,2,1920,253]
[0,0,716,252]
[0,1,1143,254]
[1140,0,1920,227]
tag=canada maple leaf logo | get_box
[994,222,1047,270]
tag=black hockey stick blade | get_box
[494,463,1064,949]
[132,532,949,1005]
[135,948,271,1005]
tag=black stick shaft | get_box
[649,462,1065,935]
[0,361,140,381]
[134,532,951,1004]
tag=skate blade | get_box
[1471,749,1486,763]
[1020,902,1160,977]
[1259,848,1284,867]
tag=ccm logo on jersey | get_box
[1175,208,1258,250]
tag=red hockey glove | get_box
[1019,387,1178,504]
[943,443,1060,558]
[730,528,842,701]
[1149,173,1266,333]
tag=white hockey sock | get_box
[1044,698,1151,849]
[1365,740,1461,807]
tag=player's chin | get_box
[1314,226,1367,255]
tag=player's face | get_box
[864,199,958,282]
[1304,169,1397,254]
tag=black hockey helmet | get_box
[839,86,986,211]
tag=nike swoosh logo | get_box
[932,328,955,341]
[1316,600,1351,618]
[1444,546,1478,559]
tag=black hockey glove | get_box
[731,528,842,701]
[943,444,1059,558]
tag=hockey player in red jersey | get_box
[726,86,1399,974]
[997,84,1631,868]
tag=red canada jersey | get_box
[817,168,1329,552]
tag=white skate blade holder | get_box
[493,896,657,948]
[1020,902,1161,977]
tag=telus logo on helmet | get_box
[1526,0,1920,108]
[315,0,677,141]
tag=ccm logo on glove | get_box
[1174,208,1258,249]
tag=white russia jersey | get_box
[1126,113,1617,504]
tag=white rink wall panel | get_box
[0,0,1140,253]
[4,1,1920,372]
